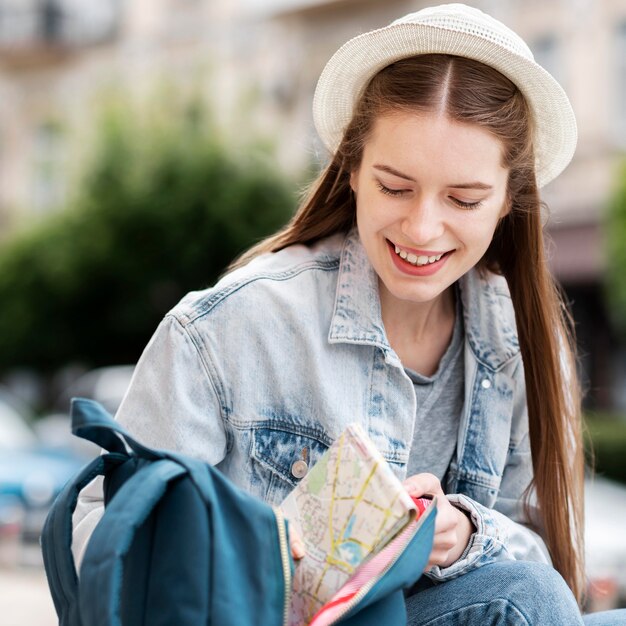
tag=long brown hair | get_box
[233,54,585,601]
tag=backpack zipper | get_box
[273,506,292,626]
[319,502,436,626]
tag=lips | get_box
[386,239,451,276]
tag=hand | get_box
[288,523,306,561]
[403,473,474,570]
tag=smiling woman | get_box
[229,51,588,611]
[70,4,626,625]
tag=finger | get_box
[292,540,305,560]
[432,531,457,553]
[289,525,306,560]
[427,519,468,568]
[425,538,455,569]
[425,550,450,570]
[431,498,458,533]
[403,472,443,498]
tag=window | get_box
[0,0,120,46]
[0,0,40,45]
[59,0,120,44]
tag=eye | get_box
[377,182,407,197]
[450,196,483,210]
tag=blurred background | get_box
[0,0,625,623]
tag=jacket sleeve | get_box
[112,314,228,463]
[427,358,551,582]
[71,313,227,568]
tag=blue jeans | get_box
[405,561,626,625]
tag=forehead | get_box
[363,111,507,181]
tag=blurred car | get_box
[54,364,135,416]
[0,388,88,546]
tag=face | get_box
[350,111,509,310]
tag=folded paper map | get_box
[281,423,419,625]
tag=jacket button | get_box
[291,460,309,479]
[481,379,492,389]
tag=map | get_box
[281,423,417,626]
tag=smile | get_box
[393,244,444,267]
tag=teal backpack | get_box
[41,398,436,625]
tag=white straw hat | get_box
[313,3,577,188]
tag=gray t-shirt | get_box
[405,298,464,482]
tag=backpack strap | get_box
[43,399,200,626]
[78,459,187,626]
[70,397,163,461]
[70,399,227,502]
[41,453,127,626]
[42,398,150,626]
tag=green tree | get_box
[0,102,295,373]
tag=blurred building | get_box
[0,0,119,226]
[0,0,624,407]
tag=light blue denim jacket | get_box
[79,229,550,580]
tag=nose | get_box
[401,197,445,244]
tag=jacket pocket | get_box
[251,425,330,504]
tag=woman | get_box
[73,4,626,624]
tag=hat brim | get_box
[313,22,577,188]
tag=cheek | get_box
[482,221,504,252]
[457,214,502,248]
[355,194,385,228]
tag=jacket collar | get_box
[458,267,520,370]
[328,229,391,353]
[328,230,519,371]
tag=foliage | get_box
[0,101,295,373]
[585,413,626,485]
[605,158,626,334]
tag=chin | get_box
[383,280,447,306]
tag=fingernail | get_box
[292,540,305,560]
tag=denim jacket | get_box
[74,229,550,580]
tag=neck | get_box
[379,283,456,375]
[379,283,455,341]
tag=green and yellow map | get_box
[281,423,416,625]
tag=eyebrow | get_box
[373,164,416,181]
[372,163,493,190]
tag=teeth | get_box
[393,244,444,266]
